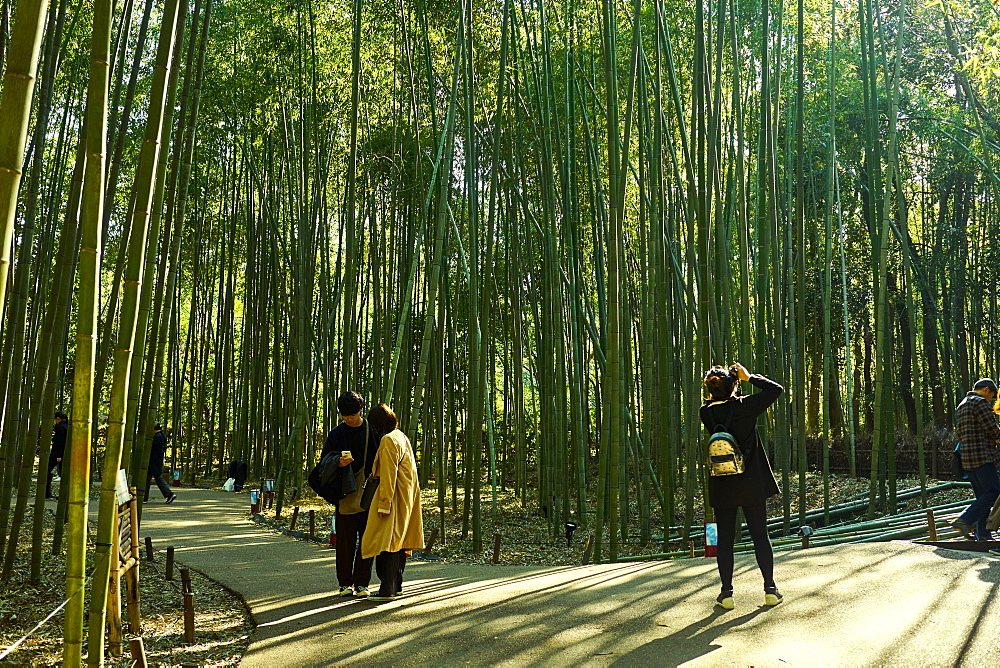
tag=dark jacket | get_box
[148,430,168,477]
[321,420,378,477]
[699,374,783,509]
[51,418,69,460]
[327,454,359,502]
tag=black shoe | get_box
[165,494,177,504]
[950,518,975,540]
[764,586,783,606]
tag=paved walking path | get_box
[137,488,999,667]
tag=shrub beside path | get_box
[138,488,999,667]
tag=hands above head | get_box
[731,362,750,382]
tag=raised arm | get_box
[741,373,784,416]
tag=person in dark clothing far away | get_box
[146,424,176,504]
[45,412,69,499]
[321,391,379,597]
[700,362,784,610]
[951,378,1000,541]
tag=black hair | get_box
[973,378,998,392]
[153,424,162,431]
[704,366,738,402]
[337,391,364,416]
[54,412,68,420]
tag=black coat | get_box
[699,374,783,509]
[321,420,378,477]
[51,419,69,460]
[148,431,168,477]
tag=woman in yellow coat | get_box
[361,404,424,601]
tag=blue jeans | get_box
[959,463,1000,540]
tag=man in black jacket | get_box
[45,412,69,499]
[321,391,379,596]
[146,424,176,504]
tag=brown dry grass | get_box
[0,501,252,667]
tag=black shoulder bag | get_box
[359,428,380,511]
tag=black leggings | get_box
[715,503,774,592]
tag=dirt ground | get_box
[0,497,252,667]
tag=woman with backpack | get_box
[700,362,783,610]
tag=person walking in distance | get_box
[146,424,176,504]
[45,412,69,499]
[951,378,1000,541]
[700,363,784,610]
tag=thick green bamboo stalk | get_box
[63,0,112,661]
[821,0,837,523]
[87,0,181,659]
[794,0,807,525]
[339,0,363,390]
[0,0,50,330]
[0,0,63,577]
[598,0,622,564]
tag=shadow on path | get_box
[135,488,1000,667]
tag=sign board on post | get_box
[115,469,130,505]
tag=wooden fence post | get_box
[183,592,195,644]
[581,535,595,565]
[424,528,439,553]
[166,547,175,580]
[129,638,148,668]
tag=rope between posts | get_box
[0,551,110,661]
[143,554,188,594]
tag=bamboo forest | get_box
[2,0,1000,662]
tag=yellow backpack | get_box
[707,401,744,477]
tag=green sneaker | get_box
[764,587,783,606]
[355,586,370,598]
[338,586,353,596]
[716,591,735,610]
